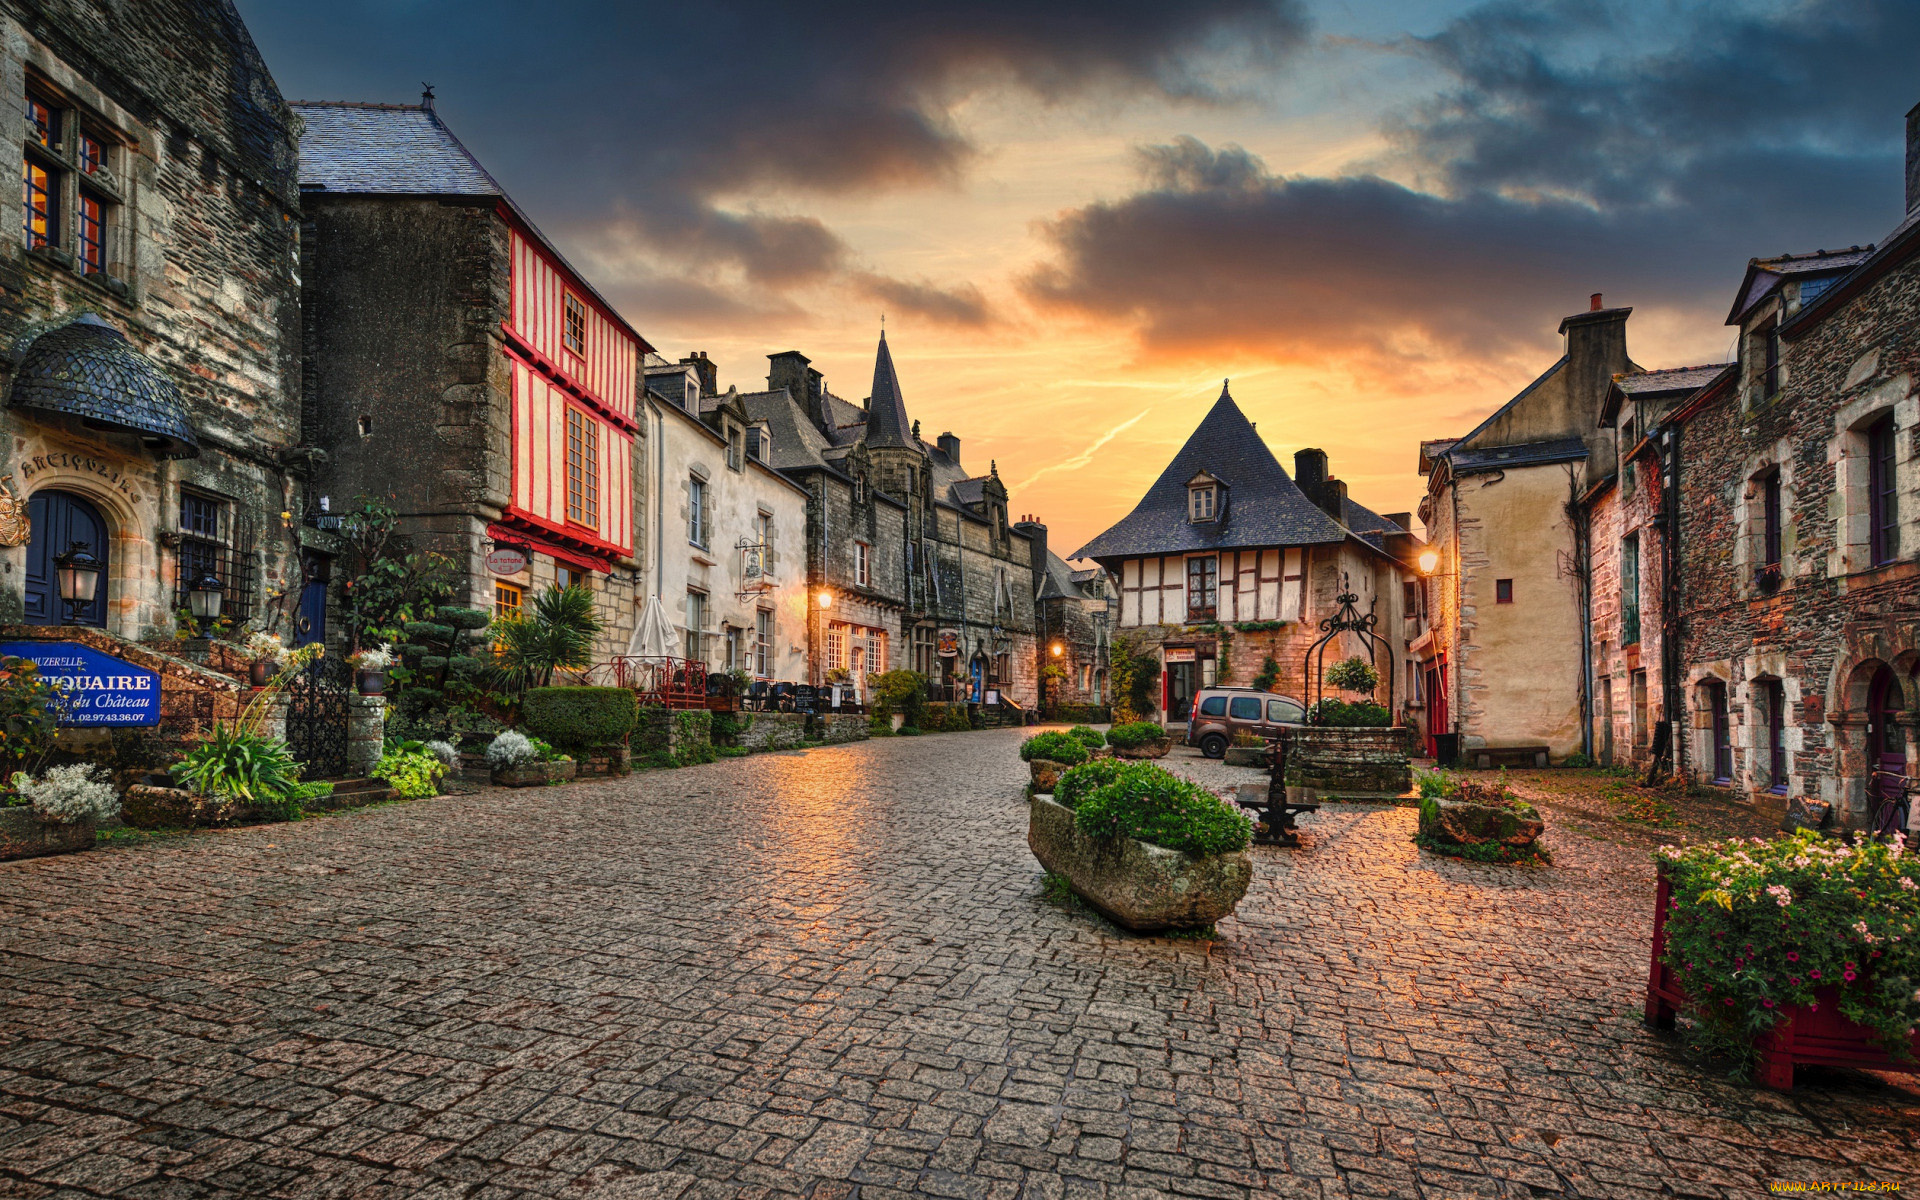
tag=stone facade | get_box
[1277,726,1413,801]
[1670,164,1920,827]
[0,1,303,642]
[296,103,646,664]
[1024,521,1113,717]
[1418,301,1632,760]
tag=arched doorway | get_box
[25,489,108,626]
[1867,664,1906,825]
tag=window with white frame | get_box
[755,608,772,676]
[854,540,871,587]
[688,475,707,547]
[685,588,708,659]
[1189,485,1216,522]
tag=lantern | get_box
[53,541,102,624]
[187,572,224,621]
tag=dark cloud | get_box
[1028,0,1917,366]
[237,0,1308,301]
[852,273,993,328]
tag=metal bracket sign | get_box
[0,640,160,726]
[485,541,531,577]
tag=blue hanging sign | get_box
[0,640,161,727]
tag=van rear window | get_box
[1198,695,1228,717]
[1229,696,1262,720]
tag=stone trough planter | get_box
[1416,795,1549,861]
[1027,795,1250,931]
[1222,745,1269,768]
[1110,738,1172,760]
[1028,759,1073,792]
[492,760,577,788]
[0,807,95,861]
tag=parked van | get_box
[1185,687,1306,758]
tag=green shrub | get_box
[172,725,301,805]
[897,726,922,736]
[1068,725,1105,749]
[1304,698,1392,727]
[522,686,639,751]
[870,669,927,727]
[1020,731,1089,765]
[1561,751,1597,768]
[1073,762,1252,856]
[1251,655,1280,692]
[941,705,973,732]
[1414,768,1458,800]
[1104,721,1167,750]
[0,656,59,778]
[1055,758,1127,809]
[373,740,450,799]
[867,716,894,737]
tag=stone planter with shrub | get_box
[493,760,578,787]
[1412,770,1549,863]
[1021,730,1089,790]
[1105,721,1172,760]
[1,764,118,859]
[1029,759,1252,931]
[487,730,575,786]
[0,805,96,860]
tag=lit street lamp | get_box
[187,572,224,622]
[53,541,102,624]
[1417,549,1440,575]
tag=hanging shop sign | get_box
[0,640,159,726]
[1164,648,1197,663]
[486,542,531,577]
[936,628,961,657]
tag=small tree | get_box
[1110,635,1161,723]
[490,584,602,690]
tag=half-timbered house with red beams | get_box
[294,95,648,660]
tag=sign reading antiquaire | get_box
[0,641,160,726]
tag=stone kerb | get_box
[1278,725,1413,802]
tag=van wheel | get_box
[1199,733,1228,759]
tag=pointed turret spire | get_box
[862,329,918,451]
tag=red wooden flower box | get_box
[1646,870,1920,1090]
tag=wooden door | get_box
[25,489,107,626]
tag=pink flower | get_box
[1787,952,1799,962]
[1763,999,1775,1008]
[1789,977,1801,985]
[1844,970,1857,981]
[1725,998,1736,1006]
[1810,970,1822,980]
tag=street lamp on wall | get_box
[53,541,101,624]
[815,589,833,610]
[1050,641,1064,657]
[1417,549,1440,575]
[187,572,224,622]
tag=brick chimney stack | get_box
[937,432,961,465]
[680,351,718,397]
[1590,292,1603,311]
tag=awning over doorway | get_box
[8,315,199,458]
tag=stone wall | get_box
[1585,448,1670,770]
[731,711,808,751]
[348,693,383,778]
[1277,726,1413,802]
[0,2,303,639]
[809,712,868,745]
[1676,238,1920,824]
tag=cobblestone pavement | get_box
[2,730,1916,1200]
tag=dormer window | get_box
[1186,471,1224,523]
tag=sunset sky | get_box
[236,0,1918,557]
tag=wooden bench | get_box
[1473,745,1550,770]
[1234,783,1319,848]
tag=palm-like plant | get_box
[171,723,302,802]
[490,584,602,689]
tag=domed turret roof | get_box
[8,315,198,458]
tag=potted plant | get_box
[1068,725,1106,754]
[1,764,117,861]
[1020,730,1090,791]
[1647,831,1920,1089]
[1029,759,1253,931]
[487,729,576,787]
[1413,770,1549,863]
[1223,732,1270,769]
[245,631,286,687]
[1105,720,1172,760]
[349,643,396,695]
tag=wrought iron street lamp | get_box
[1417,548,1440,575]
[53,541,101,624]
[815,589,833,609]
[187,572,224,622]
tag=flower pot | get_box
[1027,795,1249,931]
[355,669,387,696]
[250,660,273,687]
[1645,870,1920,1090]
[0,807,96,861]
[491,759,578,788]
[1222,745,1269,768]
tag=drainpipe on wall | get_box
[1570,470,1594,762]
[1658,423,1685,778]
[1448,475,1463,746]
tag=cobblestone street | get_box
[2,729,1917,1200]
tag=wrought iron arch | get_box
[1302,590,1392,720]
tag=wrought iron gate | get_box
[285,659,352,779]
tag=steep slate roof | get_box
[733,388,842,472]
[862,333,916,449]
[1037,550,1083,600]
[950,477,988,508]
[293,101,645,348]
[1615,364,1732,396]
[1073,384,1351,560]
[1444,437,1589,476]
[1784,207,1920,339]
[1726,246,1875,325]
[1339,496,1404,552]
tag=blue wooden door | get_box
[25,489,107,626]
[295,555,330,648]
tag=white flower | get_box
[246,631,286,662]
[424,740,459,767]
[352,643,397,670]
[487,730,538,769]
[12,764,118,824]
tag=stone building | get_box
[635,354,809,684]
[1417,298,1635,762]
[1028,536,1112,718]
[1582,364,1730,768]
[1078,384,1420,731]
[680,336,1040,709]
[1664,104,1920,829]
[294,98,647,661]
[0,0,303,639]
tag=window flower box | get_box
[1645,844,1920,1090]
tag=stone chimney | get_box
[1014,516,1049,599]
[1383,512,1411,531]
[680,351,718,397]
[767,350,810,402]
[1294,448,1328,499]
[937,432,961,465]
[1558,300,1632,430]
[1907,100,1920,214]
